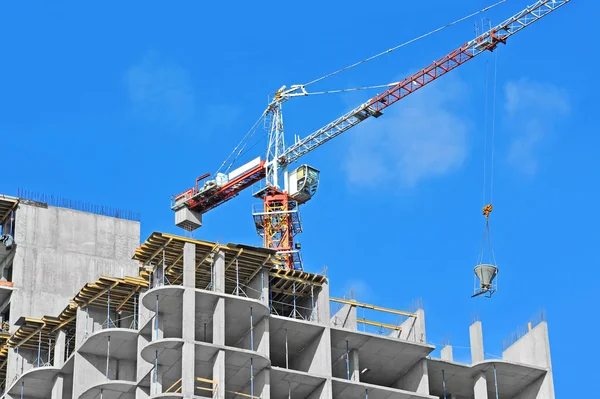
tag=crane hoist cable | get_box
[478,47,500,267]
[302,0,509,88]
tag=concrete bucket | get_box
[474,264,498,291]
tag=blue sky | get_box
[0,0,594,396]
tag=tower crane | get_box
[171,0,570,270]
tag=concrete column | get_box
[256,317,269,357]
[502,321,555,398]
[213,298,225,345]
[316,279,330,324]
[400,308,426,343]
[136,334,153,383]
[255,368,270,399]
[151,364,163,395]
[213,350,225,399]
[213,250,225,293]
[473,371,488,399]
[441,345,453,361]
[135,386,150,399]
[331,304,357,330]
[470,321,484,364]
[183,242,195,288]
[75,306,88,350]
[181,287,195,395]
[349,349,360,381]
[393,358,429,394]
[181,342,195,396]
[50,375,64,399]
[53,330,66,367]
[50,331,65,399]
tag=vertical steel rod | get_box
[133,292,138,329]
[261,267,265,301]
[155,295,159,340]
[442,369,447,399]
[47,333,51,364]
[345,340,350,380]
[106,336,110,380]
[310,285,315,320]
[293,282,297,318]
[37,329,41,368]
[493,365,499,399]
[20,381,23,399]
[285,329,289,369]
[365,389,368,399]
[236,257,240,295]
[250,307,254,351]
[107,288,111,328]
[250,357,254,399]
[154,350,158,394]
[204,323,207,342]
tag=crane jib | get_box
[280,0,570,165]
[176,0,571,221]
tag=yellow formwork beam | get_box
[357,318,402,332]
[270,271,323,286]
[330,297,416,318]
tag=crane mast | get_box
[172,0,570,269]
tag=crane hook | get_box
[482,204,493,220]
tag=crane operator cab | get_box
[288,165,320,204]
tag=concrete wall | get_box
[10,203,140,323]
[503,321,555,399]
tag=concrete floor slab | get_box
[332,378,436,399]
[270,366,326,399]
[427,358,547,398]
[79,380,136,399]
[330,327,434,386]
[7,366,60,398]
[78,328,138,361]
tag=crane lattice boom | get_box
[280,0,569,165]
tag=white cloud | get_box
[125,51,195,126]
[504,78,570,177]
[344,75,470,188]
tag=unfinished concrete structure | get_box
[0,195,556,399]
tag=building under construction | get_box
[0,194,555,399]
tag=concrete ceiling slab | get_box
[79,380,137,399]
[7,366,60,398]
[332,378,436,399]
[270,367,326,399]
[427,358,546,398]
[142,286,184,311]
[141,338,184,365]
[330,327,434,386]
[78,328,138,361]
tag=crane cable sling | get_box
[215,113,265,176]
[302,0,508,88]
